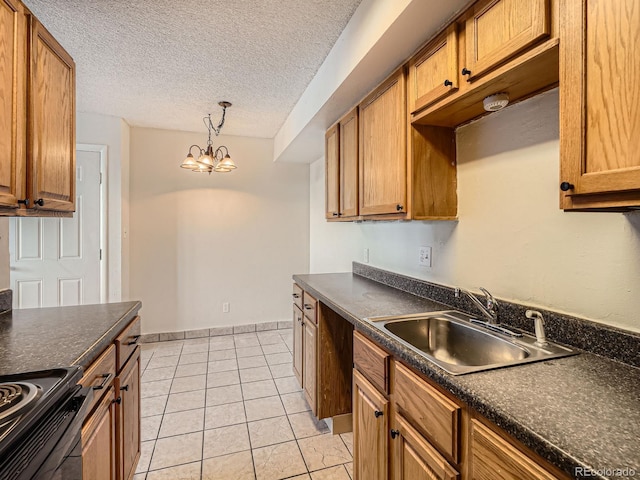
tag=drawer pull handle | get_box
[304,304,313,310]
[120,384,129,392]
[34,198,45,206]
[444,79,453,87]
[374,410,383,418]
[390,429,400,439]
[292,293,300,298]
[113,396,122,405]
[126,335,141,346]
[93,373,111,390]
[396,204,403,211]
[461,67,472,78]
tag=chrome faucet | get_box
[459,287,499,324]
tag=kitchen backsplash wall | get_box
[130,127,310,334]
[309,89,640,333]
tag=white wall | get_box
[77,112,130,301]
[0,219,8,289]
[130,127,310,334]
[310,89,640,333]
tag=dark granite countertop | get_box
[0,301,142,375]
[293,272,640,480]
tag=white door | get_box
[9,149,105,308]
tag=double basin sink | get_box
[368,311,576,375]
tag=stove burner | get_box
[0,383,39,421]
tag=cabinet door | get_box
[82,386,117,480]
[469,419,562,480]
[560,0,640,209]
[293,304,304,388]
[391,414,459,480]
[339,107,358,218]
[409,24,459,114]
[303,318,317,414]
[359,68,407,216]
[325,124,340,219]
[464,0,550,81]
[0,0,25,210]
[116,347,141,480]
[27,16,75,212]
[353,369,388,480]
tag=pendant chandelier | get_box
[180,101,237,173]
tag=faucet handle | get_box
[478,287,497,310]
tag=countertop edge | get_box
[293,274,606,480]
[71,301,142,370]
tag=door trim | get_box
[77,143,108,303]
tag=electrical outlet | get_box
[419,246,432,267]
[363,248,369,263]
[222,302,230,313]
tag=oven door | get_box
[0,385,92,480]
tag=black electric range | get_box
[0,366,92,480]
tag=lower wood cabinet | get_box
[82,385,117,480]
[80,316,141,480]
[351,330,570,480]
[302,318,317,412]
[293,304,304,387]
[292,283,354,427]
[353,369,388,480]
[391,414,459,480]
[116,347,141,480]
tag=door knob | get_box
[444,79,453,87]
[390,429,400,439]
[560,182,574,191]
[374,410,383,418]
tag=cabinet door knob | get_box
[34,198,44,206]
[374,410,383,418]
[332,212,339,217]
[292,293,300,299]
[390,429,400,439]
[396,204,403,211]
[304,304,313,310]
[444,79,453,87]
[113,396,122,405]
[120,384,129,392]
[17,199,30,206]
[461,67,472,78]
[560,182,575,192]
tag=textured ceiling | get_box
[22,0,363,137]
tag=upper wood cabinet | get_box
[339,107,359,218]
[463,0,551,81]
[408,24,459,115]
[359,68,407,216]
[0,1,75,217]
[0,0,25,211]
[325,124,339,219]
[27,15,76,213]
[559,0,640,210]
[326,107,359,220]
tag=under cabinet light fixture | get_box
[180,101,237,173]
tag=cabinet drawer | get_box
[470,419,566,480]
[302,291,317,324]
[115,316,141,371]
[292,283,303,310]
[80,344,116,418]
[353,331,389,394]
[393,362,461,463]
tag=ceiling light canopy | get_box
[180,101,237,174]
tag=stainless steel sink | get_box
[369,311,576,375]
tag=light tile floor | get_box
[135,329,354,480]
